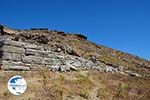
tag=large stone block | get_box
[46,65,60,71]
[59,65,70,72]
[72,61,82,67]
[47,53,58,58]
[43,58,61,65]
[22,56,43,64]
[11,53,21,61]
[2,45,25,54]
[25,49,40,56]
[3,52,12,60]
[1,65,30,71]
[24,44,43,50]
[3,52,21,61]
[4,40,26,47]
[25,63,45,71]
[1,60,30,71]
[64,60,82,67]
[2,60,23,65]
[25,48,52,57]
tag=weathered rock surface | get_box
[0,26,150,78]
[0,39,99,72]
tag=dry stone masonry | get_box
[0,38,98,71]
[0,25,145,77]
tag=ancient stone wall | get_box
[0,26,144,77]
[0,37,97,71]
[0,37,142,77]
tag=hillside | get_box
[1,26,150,77]
[0,25,150,100]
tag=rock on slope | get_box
[0,25,150,78]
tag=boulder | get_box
[65,61,78,71]
[105,66,118,73]
[126,71,141,77]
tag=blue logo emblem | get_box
[7,76,27,95]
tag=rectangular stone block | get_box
[25,49,46,56]
[1,65,30,71]
[24,44,43,50]
[11,53,21,61]
[2,60,24,66]
[43,58,61,65]
[46,65,60,71]
[22,55,43,64]
[25,48,54,57]
[47,53,58,58]
[3,52,21,61]
[25,63,45,71]
[1,45,25,54]
[1,60,30,71]
[3,52,12,60]
[4,40,26,47]
[25,49,39,56]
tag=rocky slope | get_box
[0,25,150,100]
[0,25,150,78]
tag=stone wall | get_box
[0,37,97,71]
[0,27,144,77]
[1,37,141,77]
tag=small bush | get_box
[79,88,89,99]
[113,82,128,99]
[39,68,51,87]
[76,74,91,86]
[3,91,9,97]
[97,87,109,99]
[59,74,65,81]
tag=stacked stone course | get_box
[0,38,96,71]
[0,25,144,77]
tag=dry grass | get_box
[0,70,149,100]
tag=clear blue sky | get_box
[0,0,150,60]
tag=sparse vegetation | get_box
[59,74,65,81]
[97,87,108,99]
[1,25,150,100]
[0,70,149,100]
[113,82,128,99]
[76,74,92,86]
[3,90,9,97]
[39,68,50,87]
[79,88,90,99]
